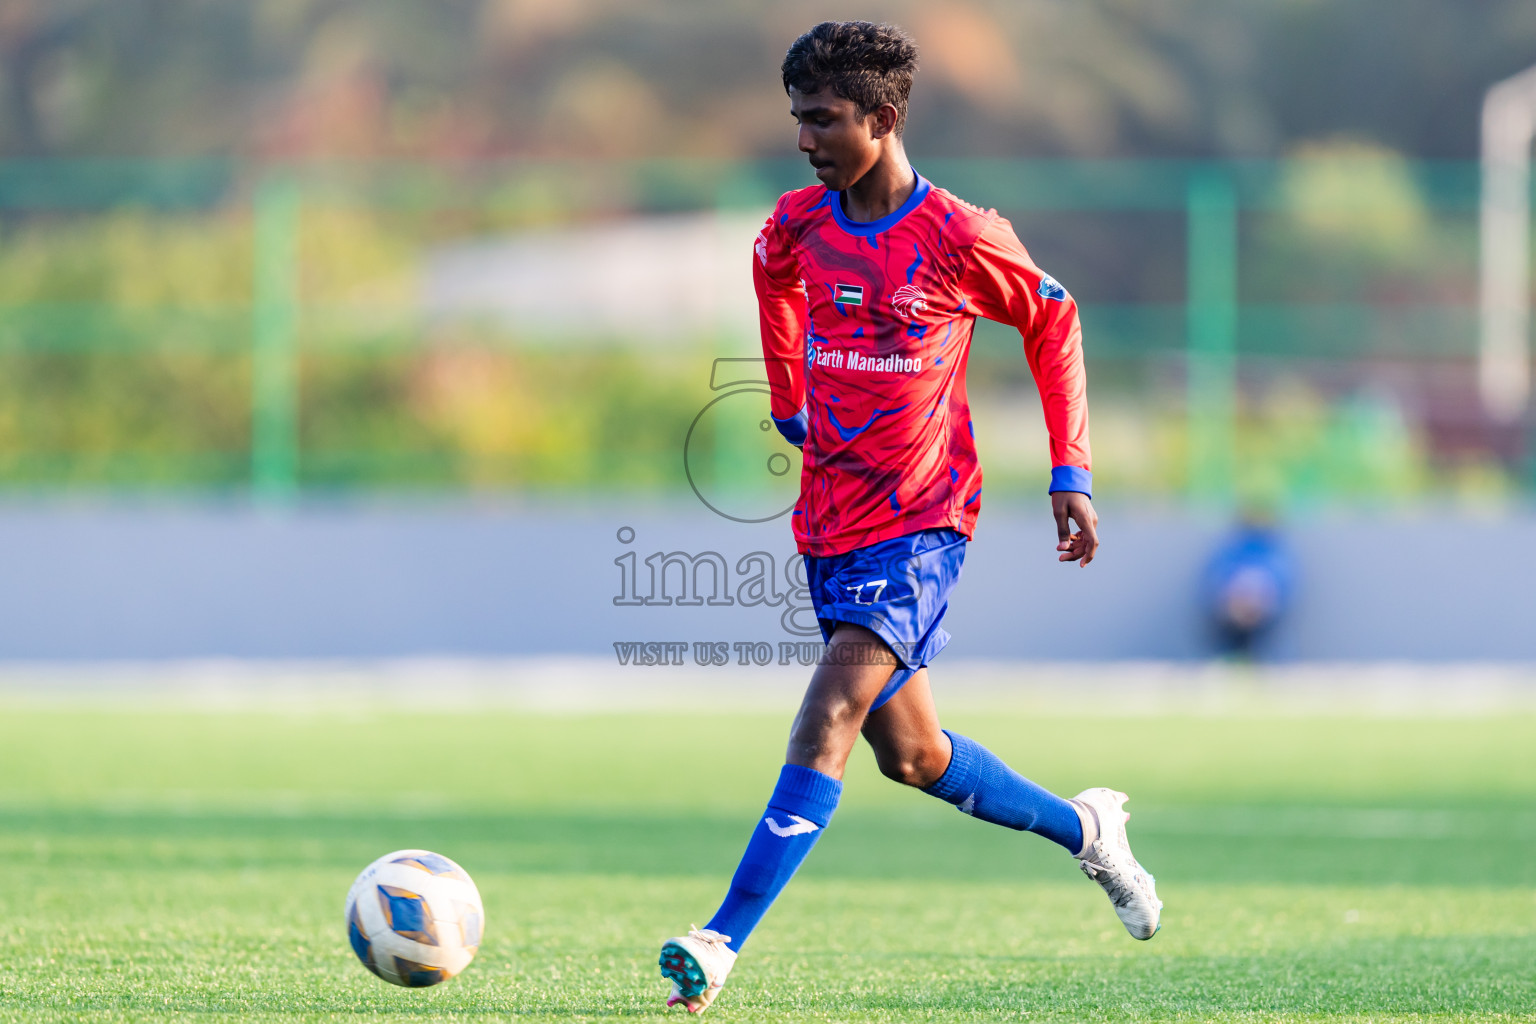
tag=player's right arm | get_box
[961,213,1099,566]
[753,205,809,447]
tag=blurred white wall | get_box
[1,501,1534,662]
[422,212,765,344]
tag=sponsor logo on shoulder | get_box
[1037,274,1068,302]
[890,283,929,319]
[765,814,819,838]
[834,283,864,306]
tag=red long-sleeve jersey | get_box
[755,172,1091,557]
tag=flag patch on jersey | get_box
[1037,275,1068,302]
[834,283,864,306]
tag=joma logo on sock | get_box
[764,815,818,837]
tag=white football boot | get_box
[659,927,737,1013]
[1071,787,1163,940]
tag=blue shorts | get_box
[803,527,967,712]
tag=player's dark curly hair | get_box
[781,21,919,135]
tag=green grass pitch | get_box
[0,699,1531,1022]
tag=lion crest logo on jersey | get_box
[890,283,929,320]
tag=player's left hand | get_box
[1052,491,1099,567]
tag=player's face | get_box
[789,87,881,192]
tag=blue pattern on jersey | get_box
[906,245,924,283]
[827,404,909,442]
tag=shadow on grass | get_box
[0,805,1526,886]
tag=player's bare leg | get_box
[786,623,904,778]
[859,668,950,788]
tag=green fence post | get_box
[1186,168,1237,504]
[251,175,300,499]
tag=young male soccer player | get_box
[658,21,1162,1012]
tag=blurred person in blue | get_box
[1202,509,1295,658]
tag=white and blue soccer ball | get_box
[345,849,484,987]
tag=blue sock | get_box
[705,764,842,952]
[923,730,1084,853]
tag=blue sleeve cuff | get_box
[1048,465,1092,497]
[773,406,808,448]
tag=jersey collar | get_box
[829,169,931,237]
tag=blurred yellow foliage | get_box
[0,210,251,306]
[1281,140,1431,267]
[300,204,416,309]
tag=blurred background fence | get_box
[4,0,1536,662]
[0,154,1521,512]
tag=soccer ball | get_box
[345,849,484,987]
